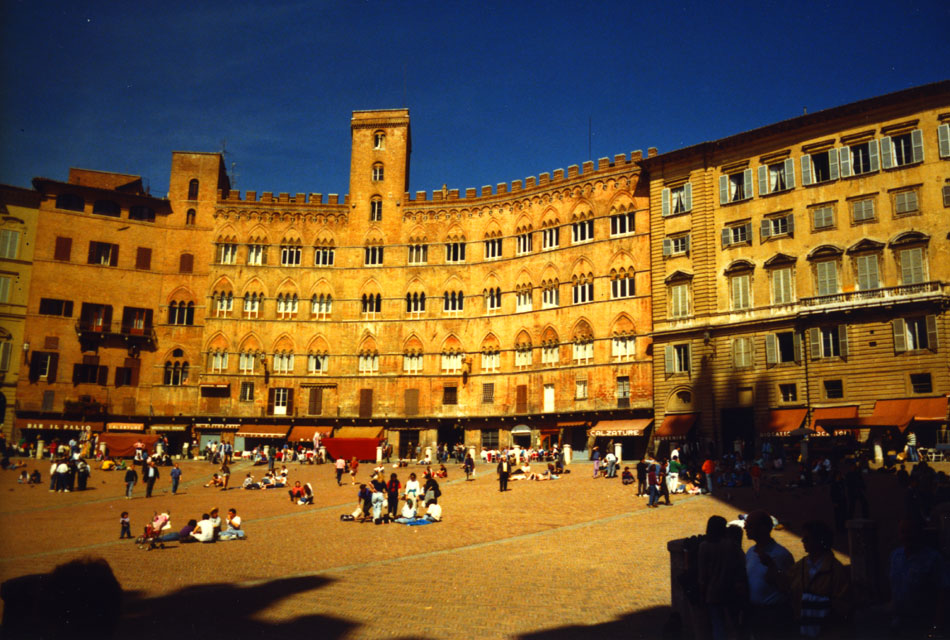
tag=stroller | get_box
[136,512,170,550]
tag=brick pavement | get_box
[0,457,916,638]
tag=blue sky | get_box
[1,0,947,198]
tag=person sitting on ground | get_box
[218,508,246,540]
[189,514,216,543]
[204,473,224,488]
[621,467,635,485]
[436,464,448,479]
[289,480,306,502]
[28,469,41,484]
[299,483,314,505]
[157,518,196,543]
[209,508,222,539]
[424,498,442,522]
[100,457,116,471]
[271,472,287,488]
[423,465,434,480]
[17,470,28,484]
[279,465,289,478]
[423,475,441,505]
[259,472,274,488]
[395,497,418,524]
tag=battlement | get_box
[217,190,349,207]
[401,149,644,205]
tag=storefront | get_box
[96,432,161,458]
[652,412,698,459]
[561,421,591,460]
[511,424,532,449]
[588,418,653,462]
[150,423,192,457]
[194,422,241,452]
[14,419,103,457]
[235,424,290,455]
[287,426,333,450]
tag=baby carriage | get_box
[136,512,170,550]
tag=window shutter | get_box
[64,301,73,317]
[743,169,753,200]
[838,147,851,177]
[808,328,821,360]
[0,342,9,372]
[516,384,528,413]
[838,325,849,358]
[784,158,795,189]
[664,345,674,373]
[760,219,771,240]
[719,175,728,205]
[261,247,267,265]
[128,358,139,387]
[662,238,671,256]
[97,365,108,386]
[880,136,894,169]
[54,236,72,261]
[868,139,879,172]
[758,165,768,196]
[684,183,692,211]
[938,124,950,159]
[179,253,194,273]
[359,389,373,418]
[732,340,740,367]
[684,235,691,252]
[721,228,731,248]
[828,149,839,180]
[765,334,777,365]
[109,245,119,267]
[267,388,276,415]
[892,318,907,353]
[661,188,670,217]
[72,364,81,384]
[911,128,924,163]
[404,388,419,416]
[309,387,323,415]
[87,242,96,264]
[136,247,151,270]
[286,389,294,415]
[801,155,813,186]
[744,222,752,239]
[28,351,41,382]
[786,214,795,236]
[926,314,938,352]
[793,332,802,364]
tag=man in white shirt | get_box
[424,500,442,522]
[218,508,245,540]
[605,451,618,478]
[744,510,794,637]
[189,514,216,543]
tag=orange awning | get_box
[589,419,653,437]
[655,413,698,440]
[236,424,290,439]
[810,406,859,435]
[758,409,808,437]
[871,397,947,431]
[287,426,333,442]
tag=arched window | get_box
[276,293,299,319]
[209,349,229,373]
[373,131,385,150]
[164,359,188,385]
[188,179,199,200]
[406,291,426,314]
[185,209,196,225]
[370,197,382,222]
[443,291,464,313]
[311,293,332,318]
[243,292,261,318]
[214,291,233,317]
[168,301,194,325]
[361,293,382,316]
[372,163,384,182]
[55,193,84,212]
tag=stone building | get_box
[645,81,950,456]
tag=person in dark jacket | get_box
[497,456,511,492]
[124,466,138,499]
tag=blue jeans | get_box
[126,481,135,498]
[648,485,659,506]
[907,446,919,462]
[219,529,245,540]
[171,477,180,494]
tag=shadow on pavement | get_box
[516,605,675,640]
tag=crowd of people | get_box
[133,506,247,545]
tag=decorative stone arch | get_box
[216,223,238,239]
[570,258,595,283]
[483,220,503,239]
[609,313,637,336]
[723,259,755,275]
[441,333,463,352]
[313,228,336,247]
[216,231,237,243]
[666,385,696,413]
[240,277,268,297]
[271,333,296,353]
[274,276,300,295]
[308,278,334,297]
[514,329,533,349]
[846,238,886,255]
[407,224,428,243]
[204,332,230,353]
[357,333,378,354]
[363,229,385,246]
[607,191,636,214]
[569,199,595,221]
[888,230,930,248]
[403,334,424,354]
[237,333,263,353]
[664,270,694,285]
[305,335,330,354]
[444,224,466,243]
[246,224,270,244]
[540,206,561,228]
[514,268,534,289]
[571,318,594,341]
[514,214,534,234]
[764,253,797,268]
[807,245,845,261]
[162,345,190,361]
[438,274,465,291]
[166,285,197,304]
[540,324,560,345]
[358,278,383,296]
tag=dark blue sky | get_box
[2,0,947,198]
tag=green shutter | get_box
[784,158,795,189]
[793,332,802,364]
[808,328,821,360]
[938,124,950,159]
[743,169,753,200]
[868,139,879,172]
[760,219,771,240]
[721,228,731,248]
[662,238,671,256]
[684,183,692,211]
[893,318,907,353]
[926,315,938,352]
[911,128,924,163]
[662,188,670,217]
[786,214,795,236]
[838,147,851,177]
[765,334,777,365]
[801,155,813,186]
[880,136,894,169]
[838,325,848,358]
[664,345,674,374]
[758,165,769,196]
[719,175,728,205]
[828,149,839,180]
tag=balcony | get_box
[75,321,157,347]
[798,281,944,315]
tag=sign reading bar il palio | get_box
[15,419,103,431]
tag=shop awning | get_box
[107,422,145,432]
[810,406,859,435]
[589,419,654,437]
[557,421,588,427]
[817,397,948,432]
[333,426,384,439]
[193,422,241,431]
[236,424,290,439]
[288,426,333,442]
[655,413,698,440]
[15,419,103,432]
[758,409,808,437]
[150,424,190,432]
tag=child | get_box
[119,512,132,539]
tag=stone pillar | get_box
[614,442,623,463]
[376,446,383,463]
[847,518,884,604]
[563,444,572,465]
[36,440,45,459]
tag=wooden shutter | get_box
[838,147,851,177]
[359,388,373,418]
[286,389,294,416]
[684,235,691,252]
[808,328,821,360]
[926,315,938,352]
[765,334,777,365]
[911,128,924,163]
[828,149,839,180]
[784,158,795,188]
[683,183,692,211]
[54,236,72,261]
[892,318,907,353]
[404,388,419,416]
[103,305,113,330]
[309,388,323,415]
[719,175,728,205]
[662,238,671,256]
[64,301,73,317]
[516,384,528,413]
[46,354,59,383]
[938,124,950,159]
[758,165,768,196]
[267,388,276,415]
[87,242,97,264]
[179,253,194,273]
[721,228,731,248]
[126,358,140,386]
[136,247,151,270]
[28,352,41,382]
[661,188,670,217]
[760,219,771,240]
[800,155,813,186]
[108,245,119,267]
[743,169,753,199]
[880,135,894,169]
[793,332,802,364]
[838,325,849,358]
[97,365,108,385]
[664,345,674,373]
[868,139,879,172]
[786,214,795,236]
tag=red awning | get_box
[758,409,808,437]
[589,419,653,437]
[655,413,698,440]
[288,426,333,442]
[810,406,859,435]
[236,424,290,439]
[96,433,161,458]
[322,437,380,461]
[16,419,103,432]
[817,397,948,432]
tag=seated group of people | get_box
[16,469,43,484]
[510,462,560,481]
[241,466,291,490]
[342,495,440,524]
[152,507,246,543]
[287,480,314,505]
[98,457,128,471]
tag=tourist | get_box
[188,513,215,543]
[119,512,132,539]
[124,464,138,499]
[647,461,660,508]
[335,456,346,485]
[744,510,795,638]
[424,498,442,522]
[888,518,949,637]
[404,472,421,502]
[668,455,684,494]
[591,447,601,478]
[464,453,475,480]
[157,518,197,543]
[76,459,90,491]
[436,464,448,479]
[220,462,230,490]
[209,507,222,538]
[356,484,372,522]
[144,461,159,498]
[698,515,746,640]
[204,473,224,488]
[349,456,359,484]
[395,497,417,524]
[604,449,617,478]
[218,508,246,540]
[288,480,305,502]
[636,459,648,496]
[370,473,387,522]
[386,473,401,519]
[621,467,635,485]
[702,457,716,494]
[497,455,511,492]
[170,463,182,495]
[423,474,441,504]
[783,520,851,638]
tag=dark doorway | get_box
[399,431,419,459]
[721,407,755,458]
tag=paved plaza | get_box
[0,456,916,638]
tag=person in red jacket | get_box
[702,458,716,494]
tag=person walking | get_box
[144,460,159,498]
[591,447,601,478]
[170,463,182,495]
[220,462,230,491]
[647,461,660,507]
[497,456,511,492]
[636,459,648,497]
[124,465,138,499]
[463,453,475,480]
